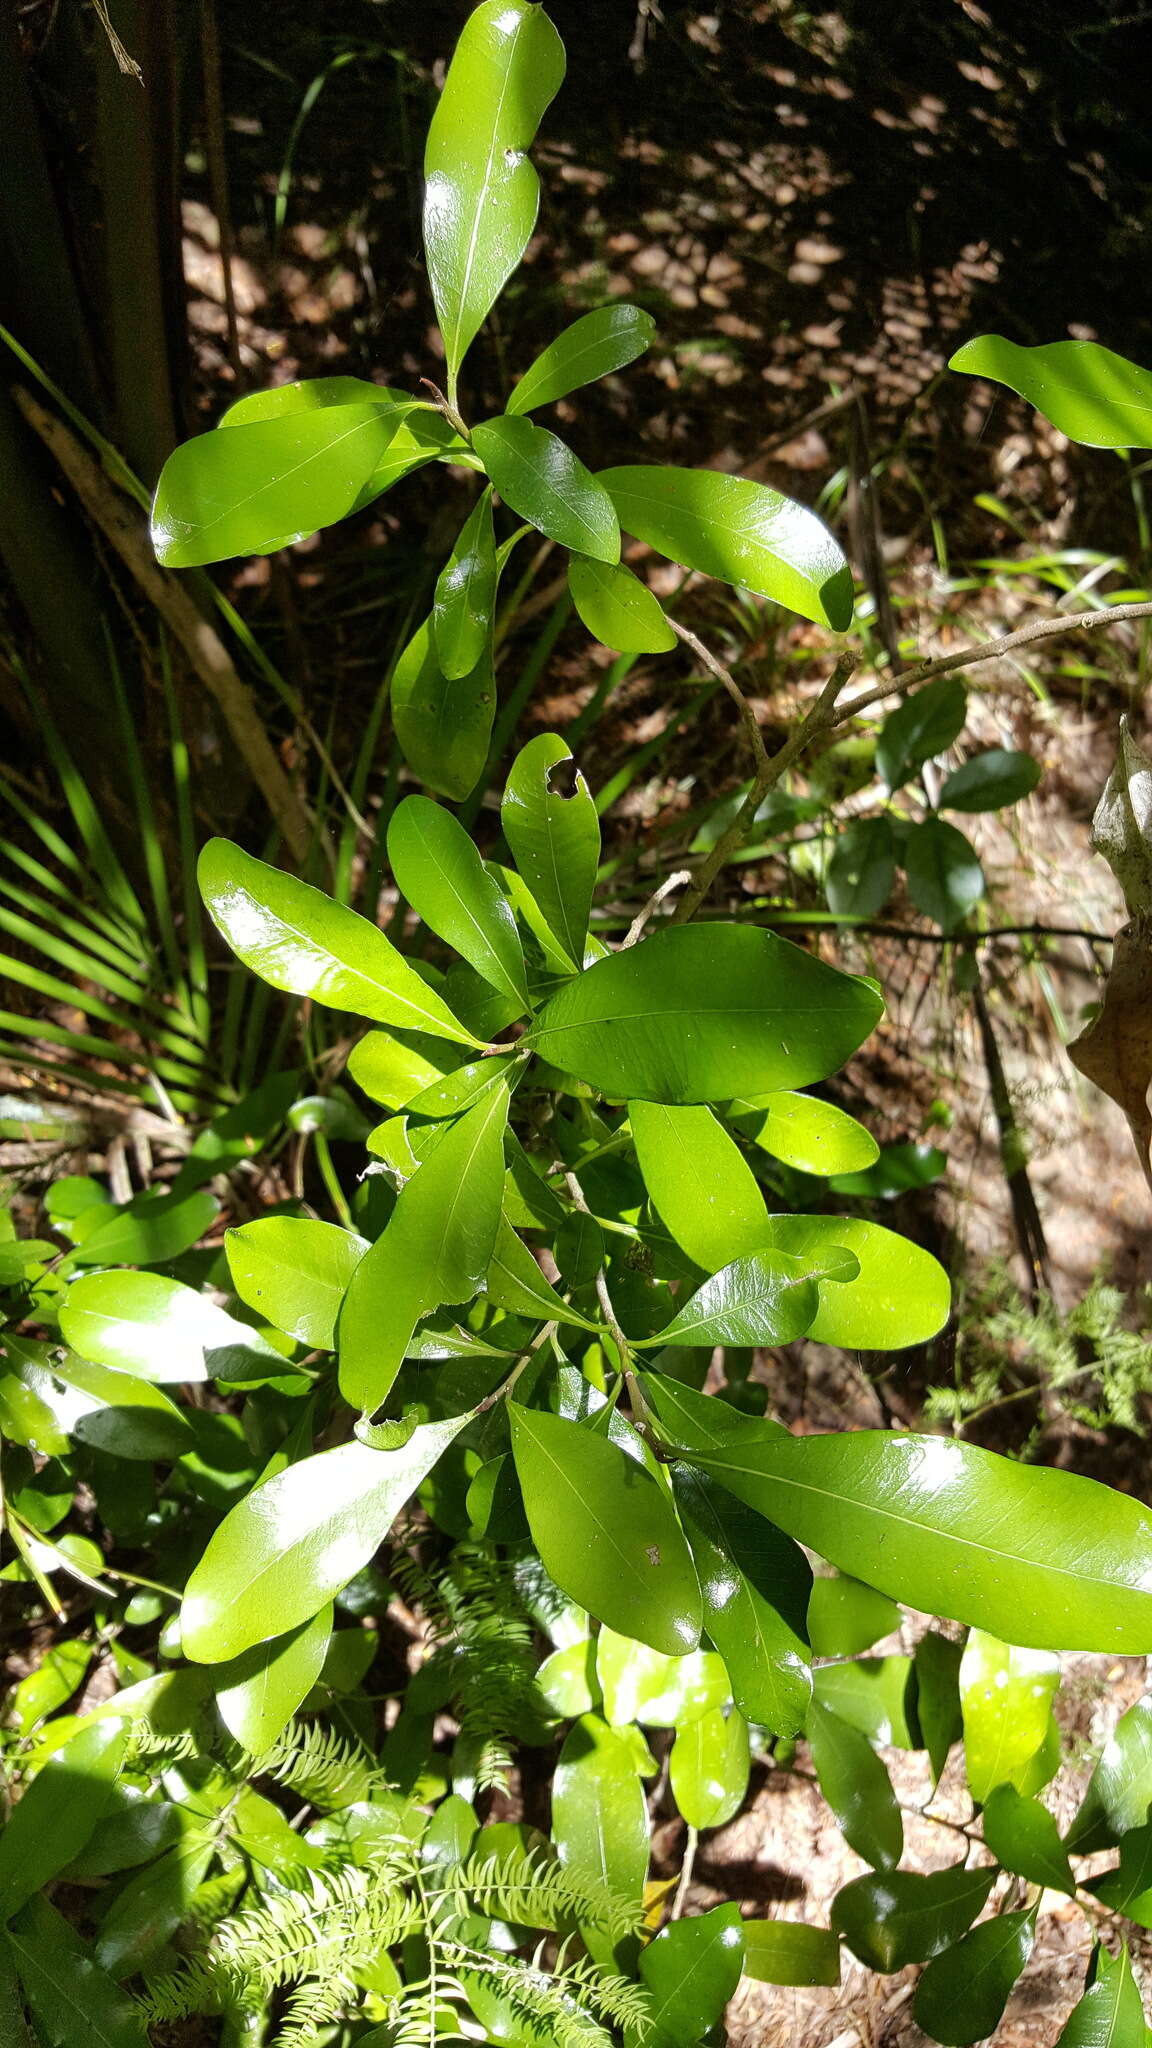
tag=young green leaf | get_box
[733,1090,880,1177]
[568,556,677,653]
[391,615,497,804]
[337,1084,510,1412]
[949,334,1152,449]
[904,817,985,931]
[501,733,600,969]
[1055,1945,1148,2048]
[434,488,499,681]
[217,380,472,500]
[6,1895,150,2048]
[596,1628,728,1729]
[670,1706,750,1829]
[198,838,477,1042]
[831,1865,996,1973]
[635,1905,745,2048]
[600,466,854,630]
[485,1214,602,1330]
[629,1100,768,1270]
[387,796,528,1010]
[673,1465,813,1736]
[1067,1697,1152,1853]
[552,1712,649,1924]
[423,0,565,386]
[807,1699,903,1870]
[508,304,656,415]
[981,1785,1076,1894]
[641,1250,822,1349]
[754,1214,951,1349]
[472,416,620,563]
[807,1576,901,1658]
[915,1631,964,1788]
[509,1405,702,1655]
[214,1606,334,1754]
[960,1629,1060,1804]
[687,1429,1152,1652]
[814,1657,919,1749]
[939,748,1041,813]
[151,403,403,566]
[226,1216,368,1349]
[68,1188,218,1269]
[825,816,897,918]
[347,1027,463,1110]
[0,1720,128,1920]
[912,1909,1035,2046]
[527,924,883,1102]
[60,1272,282,1385]
[742,1921,840,1988]
[180,1413,470,1661]
[876,678,968,793]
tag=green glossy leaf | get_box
[215,1605,333,1753]
[151,403,403,566]
[60,1272,281,1385]
[95,1833,215,1979]
[877,678,968,793]
[406,1054,522,1121]
[814,1657,919,1749]
[434,488,499,680]
[1069,1698,1152,1854]
[754,1214,951,1349]
[0,1935,35,2048]
[537,1639,600,1719]
[635,1903,745,2048]
[940,748,1041,814]
[70,1188,217,1268]
[226,1217,368,1349]
[347,1027,462,1111]
[807,1698,902,1870]
[6,1895,150,2048]
[553,1713,649,1944]
[1091,1823,1152,1925]
[0,1720,128,1919]
[825,816,897,918]
[982,1785,1075,1894]
[600,465,853,630]
[473,416,620,562]
[388,796,528,1009]
[597,1627,728,1729]
[960,1629,1060,1804]
[37,1352,193,1461]
[218,376,407,426]
[181,1413,469,1661]
[216,379,472,500]
[734,1090,880,1177]
[905,817,985,931]
[913,1908,1035,2046]
[391,615,497,804]
[644,1250,821,1349]
[508,1405,702,1655]
[808,1575,901,1658]
[828,1140,946,1199]
[568,556,676,654]
[742,1920,840,1987]
[423,0,565,385]
[501,733,600,969]
[486,1215,602,1330]
[508,304,656,415]
[640,1371,788,1455]
[199,837,476,1042]
[673,1465,812,1736]
[949,334,1152,449]
[670,1705,749,1829]
[338,1084,510,1412]
[527,924,883,1103]
[685,1428,1152,1652]
[916,1632,964,1787]
[1056,1945,1148,2048]
[629,1100,767,1269]
[831,1865,996,1973]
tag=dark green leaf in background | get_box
[831,1865,996,1974]
[390,616,497,804]
[1055,1945,1148,2048]
[912,1908,1035,2046]
[904,818,985,931]
[742,1920,841,1987]
[876,678,968,793]
[939,749,1041,813]
[807,1699,903,1870]
[673,1465,812,1736]
[508,304,656,415]
[600,466,854,630]
[825,816,897,919]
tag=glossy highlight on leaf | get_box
[198,838,477,1043]
[473,416,620,563]
[433,487,499,681]
[226,1216,368,1350]
[643,1249,822,1349]
[755,1214,951,1350]
[508,304,656,415]
[387,796,528,1010]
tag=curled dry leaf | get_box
[1069,923,1152,1197]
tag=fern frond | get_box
[439,1848,642,1940]
[257,1718,389,1809]
[394,1540,544,1790]
[444,1941,653,2048]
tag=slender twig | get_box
[622,870,692,947]
[670,1824,699,1921]
[475,1321,560,1413]
[836,599,1152,724]
[668,618,771,778]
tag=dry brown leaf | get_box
[1068,921,1152,1197]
